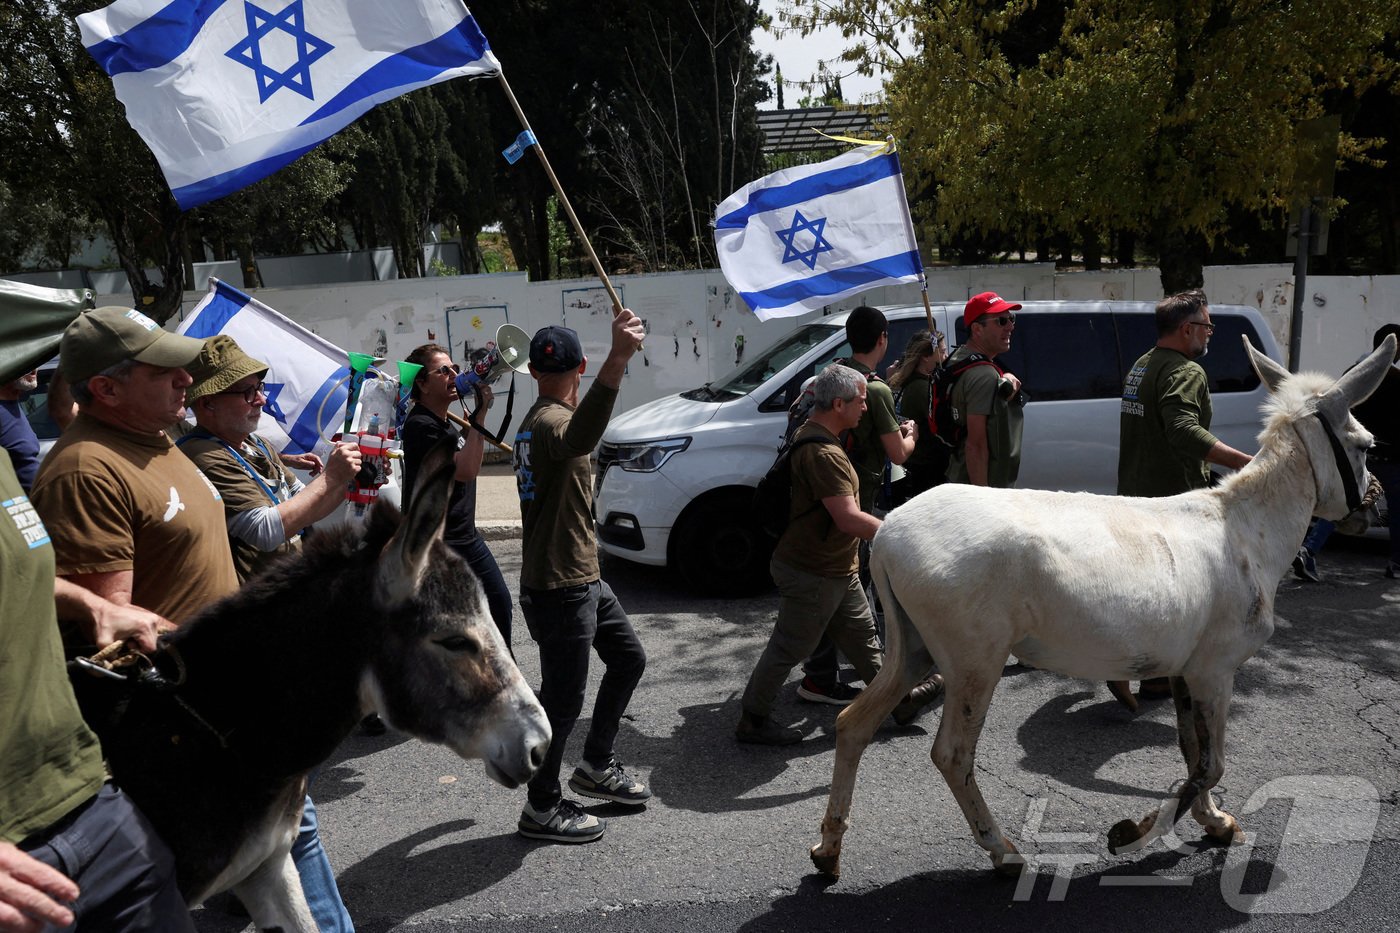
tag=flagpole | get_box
[446,408,512,455]
[885,136,934,334]
[494,72,624,318]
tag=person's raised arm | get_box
[272,441,361,536]
[594,309,645,389]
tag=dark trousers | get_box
[21,782,193,932]
[451,535,513,648]
[520,579,646,810]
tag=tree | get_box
[473,0,771,277]
[1,0,189,320]
[783,0,1400,293]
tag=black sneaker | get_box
[735,713,803,746]
[517,799,605,844]
[1292,547,1320,582]
[568,760,652,805]
[892,674,944,726]
[796,677,860,706]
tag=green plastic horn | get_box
[343,351,376,435]
[394,361,423,428]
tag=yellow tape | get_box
[812,129,895,152]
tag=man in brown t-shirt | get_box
[737,364,938,745]
[512,312,649,845]
[31,306,237,631]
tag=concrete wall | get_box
[71,262,1395,435]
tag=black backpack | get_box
[753,434,838,539]
[926,351,1003,450]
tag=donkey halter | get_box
[1305,409,1374,517]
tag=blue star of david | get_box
[774,210,835,270]
[261,382,288,424]
[226,1,334,104]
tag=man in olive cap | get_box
[31,306,238,629]
[177,335,360,583]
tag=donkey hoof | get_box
[1107,817,1147,855]
[990,852,1025,879]
[809,844,841,879]
[1204,816,1247,847]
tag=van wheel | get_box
[673,494,774,596]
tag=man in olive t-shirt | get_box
[2,446,193,931]
[512,313,650,846]
[1110,290,1253,709]
[947,292,1025,488]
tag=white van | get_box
[596,301,1284,593]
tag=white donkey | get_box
[810,334,1396,880]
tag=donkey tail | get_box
[864,547,923,709]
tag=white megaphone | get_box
[456,323,532,398]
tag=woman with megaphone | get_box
[398,342,513,654]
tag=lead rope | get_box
[70,641,229,749]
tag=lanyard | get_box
[177,431,286,506]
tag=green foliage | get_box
[783,0,1400,289]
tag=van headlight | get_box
[614,436,691,473]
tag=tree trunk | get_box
[237,239,261,290]
[1115,232,1137,267]
[1152,225,1207,295]
[1081,225,1102,271]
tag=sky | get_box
[750,1,888,108]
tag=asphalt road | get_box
[193,533,1399,932]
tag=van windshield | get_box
[685,323,842,401]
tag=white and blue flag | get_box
[714,143,924,321]
[76,0,500,210]
[177,279,351,456]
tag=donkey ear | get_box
[375,436,453,609]
[1244,335,1290,393]
[1332,334,1396,409]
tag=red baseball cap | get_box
[964,291,1022,326]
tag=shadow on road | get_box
[1015,690,1178,797]
[739,846,1259,933]
[333,819,527,932]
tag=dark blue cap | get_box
[529,326,584,373]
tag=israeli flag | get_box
[177,279,351,456]
[714,144,924,321]
[76,0,500,210]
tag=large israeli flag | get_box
[76,0,500,210]
[714,144,924,321]
[177,279,351,456]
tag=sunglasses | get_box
[213,381,266,404]
[434,364,461,377]
[1186,320,1216,334]
[978,314,1016,327]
